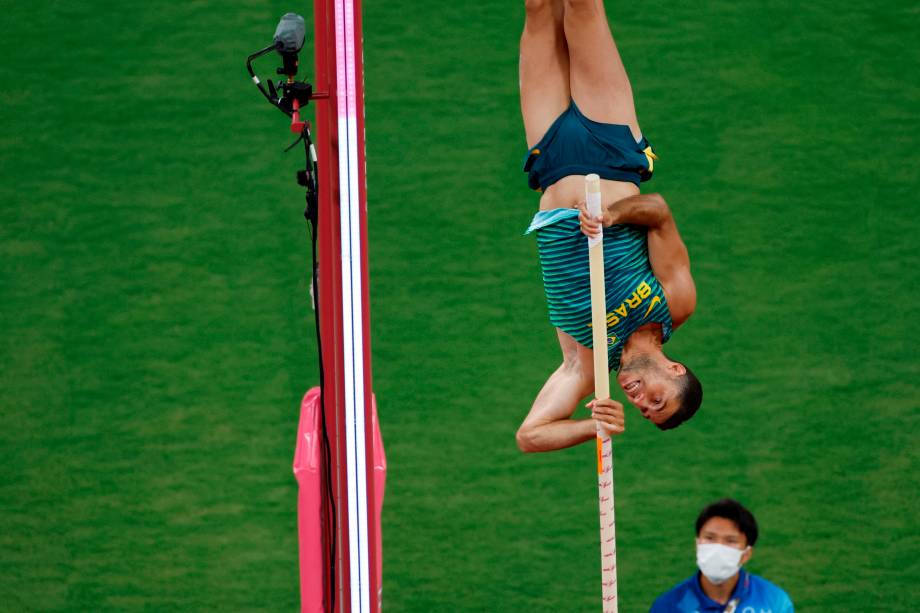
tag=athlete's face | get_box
[616,354,685,424]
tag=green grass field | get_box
[2,1,918,610]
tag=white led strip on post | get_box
[334,0,371,611]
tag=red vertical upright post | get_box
[347,1,384,610]
[305,0,381,611]
[311,0,348,609]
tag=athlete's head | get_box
[616,352,702,429]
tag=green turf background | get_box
[1,1,918,610]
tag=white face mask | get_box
[696,543,747,585]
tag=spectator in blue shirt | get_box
[650,499,794,613]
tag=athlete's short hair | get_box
[656,361,702,431]
[695,498,759,547]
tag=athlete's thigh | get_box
[563,0,640,138]
[520,0,570,148]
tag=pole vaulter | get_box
[246,3,385,612]
[516,1,702,608]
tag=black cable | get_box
[300,126,336,612]
[246,46,288,112]
[248,44,333,611]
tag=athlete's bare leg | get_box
[520,0,569,148]
[563,0,642,140]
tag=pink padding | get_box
[370,394,386,607]
[293,387,387,612]
[293,387,324,613]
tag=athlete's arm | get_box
[517,374,626,453]
[579,193,696,327]
[516,336,625,453]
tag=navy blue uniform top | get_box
[650,570,794,613]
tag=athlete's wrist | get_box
[603,206,621,227]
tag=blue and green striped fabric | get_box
[525,208,673,371]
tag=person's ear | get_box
[667,361,687,376]
[741,546,753,566]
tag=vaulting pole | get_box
[586,174,618,613]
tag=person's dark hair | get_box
[695,498,758,547]
[656,361,702,431]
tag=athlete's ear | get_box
[667,361,687,376]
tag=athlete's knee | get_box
[563,0,600,18]
[525,0,562,26]
[525,0,553,15]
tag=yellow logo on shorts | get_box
[643,146,658,173]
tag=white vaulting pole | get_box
[585,174,618,613]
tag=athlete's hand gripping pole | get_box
[586,174,618,613]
